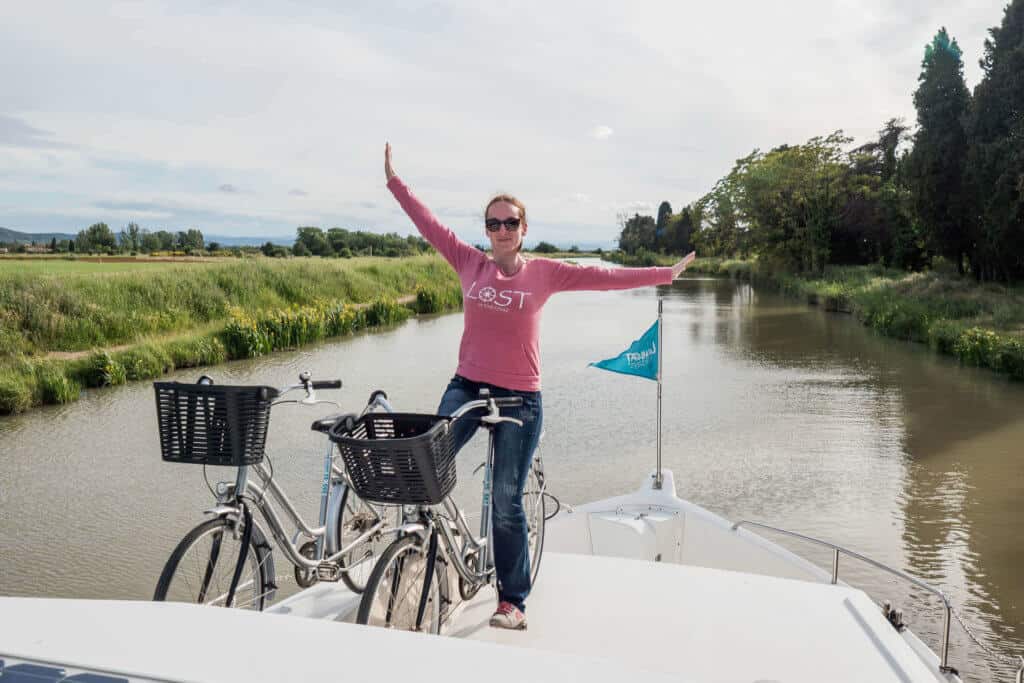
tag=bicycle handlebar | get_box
[312,380,342,390]
[448,395,523,420]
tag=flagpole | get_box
[655,298,663,490]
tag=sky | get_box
[0,0,1009,245]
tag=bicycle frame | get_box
[213,383,399,576]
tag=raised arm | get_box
[385,143,480,273]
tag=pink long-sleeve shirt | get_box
[388,176,673,391]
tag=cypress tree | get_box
[907,28,972,273]
[965,0,1024,281]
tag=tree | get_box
[207,241,221,253]
[295,227,332,256]
[617,213,656,253]
[76,223,116,252]
[49,237,57,252]
[907,29,972,273]
[965,0,1024,281]
[532,241,559,253]
[118,222,142,252]
[655,201,673,252]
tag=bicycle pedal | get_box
[316,563,342,582]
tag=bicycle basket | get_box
[329,413,455,505]
[153,382,279,466]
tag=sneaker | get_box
[489,601,527,630]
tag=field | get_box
[0,256,222,275]
[0,255,463,414]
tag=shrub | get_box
[927,320,966,355]
[84,350,128,387]
[116,345,173,381]
[953,327,1000,367]
[35,365,80,404]
[0,372,33,414]
[164,336,227,368]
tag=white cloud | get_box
[0,0,1011,242]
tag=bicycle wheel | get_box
[524,462,546,586]
[356,535,443,633]
[336,486,394,594]
[154,516,272,610]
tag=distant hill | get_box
[0,227,76,244]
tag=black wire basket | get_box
[154,382,279,466]
[329,413,455,505]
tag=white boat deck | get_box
[0,470,965,682]
[448,551,939,682]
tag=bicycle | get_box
[329,389,546,633]
[152,372,399,610]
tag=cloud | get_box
[0,0,1010,244]
[0,115,73,149]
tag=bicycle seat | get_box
[311,413,357,434]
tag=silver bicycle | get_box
[153,372,398,610]
[345,391,546,633]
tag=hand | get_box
[671,251,696,279]
[385,142,396,182]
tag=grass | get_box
[0,255,463,415]
[691,256,1024,380]
[0,257,212,275]
[0,255,457,357]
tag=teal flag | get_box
[589,320,659,381]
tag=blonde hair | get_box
[484,194,527,252]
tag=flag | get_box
[589,320,659,381]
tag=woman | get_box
[384,143,695,629]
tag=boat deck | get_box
[448,551,942,682]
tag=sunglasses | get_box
[485,218,522,232]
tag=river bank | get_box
[0,255,462,415]
[602,251,1024,381]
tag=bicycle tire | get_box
[459,463,546,601]
[336,486,393,594]
[356,534,443,633]
[524,463,546,587]
[154,516,272,610]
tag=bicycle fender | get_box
[201,506,278,605]
[323,480,348,556]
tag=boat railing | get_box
[731,519,1023,681]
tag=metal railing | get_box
[731,519,958,675]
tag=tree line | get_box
[619,0,1023,282]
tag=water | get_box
[1,266,1021,681]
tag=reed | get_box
[0,255,468,415]
[0,255,458,358]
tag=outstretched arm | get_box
[384,143,479,272]
[547,251,697,293]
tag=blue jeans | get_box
[437,375,543,612]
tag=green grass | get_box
[0,255,464,415]
[0,255,458,357]
[694,257,1024,380]
[0,257,207,275]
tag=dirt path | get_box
[44,295,419,361]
